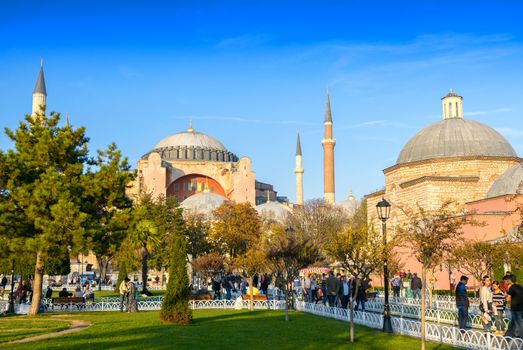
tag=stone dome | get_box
[256,201,291,222]
[180,192,228,216]
[486,163,523,198]
[397,118,517,164]
[143,125,238,162]
[337,192,360,216]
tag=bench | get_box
[189,294,212,301]
[241,294,268,301]
[51,297,86,310]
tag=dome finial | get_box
[348,188,355,200]
[188,117,194,132]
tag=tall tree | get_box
[266,224,321,320]
[398,201,474,350]
[83,143,134,290]
[160,235,192,324]
[0,110,89,315]
[451,240,498,282]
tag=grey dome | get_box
[156,131,227,151]
[143,129,238,162]
[337,194,360,216]
[256,201,291,222]
[397,118,516,164]
[486,163,523,198]
[180,192,228,216]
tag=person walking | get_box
[310,276,317,304]
[302,275,311,302]
[127,280,139,313]
[320,274,327,304]
[411,273,422,299]
[119,277,130,312]
[456,275,470,330]
[354,276,367,311]
[340,275,350,309]
[492,280,506,334]
[505,275,523,338]
[391,275,401,298]
[326,271,340,307]
[479,275,493,332]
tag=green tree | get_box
[160,235,192,324]
[83,144,134,290]
[0,110,89,315]
[399,201,475,350]
[451,240,498,282]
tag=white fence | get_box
[296,301,523,350]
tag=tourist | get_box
[491,280,506,334]
[479,275,493,332]
[83,283,93,300]
[74,285,83,298]
[0,274,7,296]
[320,274,327,304]
[391,275,402,298]
[302,274,311,302]
[212,276,221,300]
[310,275,317,303]
[505,275,523,338]
[260,274,270,296]
[59,287,71,298]
[16,280,27,304]
[500,271,512,294]
[127,280,139,313]
[411,273,422,299]
[45,285,53,298]
[340,275,350,309]
[224,273,233,300]
[326,271,339,307]
[455,275,470,330]
[354,276,367,311]
[119,277,130,312]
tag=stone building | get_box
[128,121,256,205]
[365,91,522,288]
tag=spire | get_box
[324,88,332,122]
[65,112,70,128]
[33,60,47,95]
[187,117,194,132]
[296,132,302,156]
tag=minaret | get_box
[441,90,463,119]
[294,132,304,206]
[32,59,47,116]
[322,89,336,204]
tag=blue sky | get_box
[1,1,523,201]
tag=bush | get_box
[160,236,192,324]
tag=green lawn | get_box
[2,310,456,350]
[0,316,69,343]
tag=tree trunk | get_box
[420,267,427,350]
[160,266,166,287]
[349,294,354,343]
[247,277,254,311]
[141,249,148,293]
[283,278,289,321]
[29,251,44,316]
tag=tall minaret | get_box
[322,89,336,205]
[32,60,47,116]
[294,132,304,206]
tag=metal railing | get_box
[295,301,523,350]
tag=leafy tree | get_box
[233,247,268,311]
[266,224,321,320]
[160,235,192,324]
[184,212,212,258]
[83,144,134,290]
[192,253,225,280]
[451,240,498,282]
[0,110,89,315]
[398,201,475,350]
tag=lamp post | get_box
[7,259,15,314]
[376,198,393,333]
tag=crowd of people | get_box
[456,272,522,338]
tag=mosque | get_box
[365,91,523,288]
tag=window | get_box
[191,179,197,191]
[174,183,179,192]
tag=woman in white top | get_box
[479,275,493,332]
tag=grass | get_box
[1,310,457,350]
[0,316,69,343]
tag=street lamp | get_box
[7,259,15,314]
[376,197,393,333]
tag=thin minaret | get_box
[32,59,47,117]
[322,88,336,204]
[294,132,304,206]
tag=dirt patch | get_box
[8,318,91,344]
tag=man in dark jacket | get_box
[455,275,470,330]
[410,273,422,299]
[505,275,523,338]
[326,271,340,307]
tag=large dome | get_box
[397,118,516,164]
[155,131,227,151]
[486,163,523,198]
[142,125,238,162]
